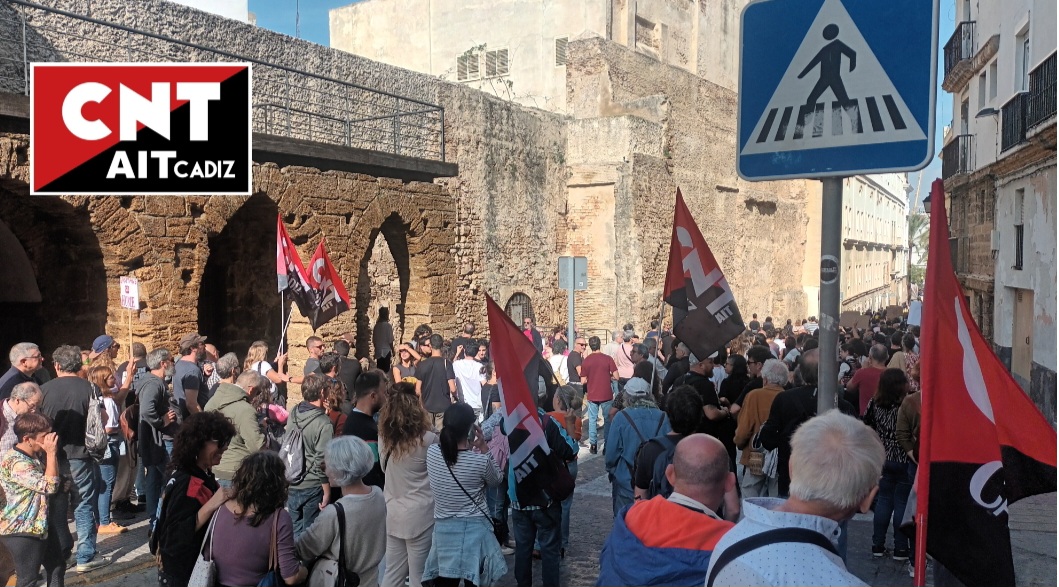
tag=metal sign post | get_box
[818,178,843,413]
[558,256,588,346]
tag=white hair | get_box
[10,382,41,402]
[324,436,374,487]
[788,410,884,512]
[760,359,789,386]
[8,343,38,365]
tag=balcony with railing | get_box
[1027,52,1057,129]
[943,21,975,89]
[942,134,975,179]
[1001,93,1028,152]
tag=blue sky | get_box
[250,0,955,207]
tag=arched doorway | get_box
[355,213,411,358]
[198,194,282,358]
[0,190,107,369]
[505,292,534,325]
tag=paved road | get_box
[88,447,1056,587]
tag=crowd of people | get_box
[0,303,924,587]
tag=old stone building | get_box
[941,0,1056,421]
[0,0,819,381]
[330,0,748,113]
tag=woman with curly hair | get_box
[152,411,236,587]
[378,382,438,587]
[212,452,307,586]
[85,363,129,534]
[325,378,348,436]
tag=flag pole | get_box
[648,294,666,394]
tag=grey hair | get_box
[8,343,39,365]
[235,370,264,392]
[52,345,82,374]
[789,410,885,512]
[675,343,689,355]
[554,385,581,411]
[631,343,648,357]
[324,436,374,487]
[146,348,172,370]
[215,352,240,379]
[760,359,789,386]
[10,382,41,402]
[869,344,889,364]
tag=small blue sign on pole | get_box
[737,0,939,180]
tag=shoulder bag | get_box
[187,509,219,587]
[447,461,503,546]
[256,512,281,587]
[308,501,360,587]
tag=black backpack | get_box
[642,435,679,499]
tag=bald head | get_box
[664,434,733,513]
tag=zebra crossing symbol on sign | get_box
[737,0,938,179]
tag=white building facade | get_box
[941,0,1056,421]
[329,0,747,113]
[839,174,911,313]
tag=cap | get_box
[91,335,114,354]
[623,377,651,397]
[178,332,207,350]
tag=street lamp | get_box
[923,193,932,215]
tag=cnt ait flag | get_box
[306,239,351,331]
[486,295,558,504]
[276,215,316,321]
[915,179,1056,587]
[663,188,745,360]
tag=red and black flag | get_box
[663,188,745,360]
[306,239,351,331]
[915,179,1056,587]
[276,215,316,320]
[486,295,556,505]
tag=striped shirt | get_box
[864,399,905,462]
[425,444,501,519]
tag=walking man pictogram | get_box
[798,24,857,105]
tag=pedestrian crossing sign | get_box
[737,0,939,180]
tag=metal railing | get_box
[1001,92,1028,152]
[0,0,446,162]
[1027,52,1057,128]
[942,134,974,178]
[943,21,975,79]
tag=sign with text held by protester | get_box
[276,214,316,320]
[31,63,251,195]
[663,188,745,360]
[119,276,139,310]
[486,295,554,501]
[306,239,351,331]
[916,179,1056,587]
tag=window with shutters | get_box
[1014,188,1025,270]
[555,37,568,66]
[484,49,509,77]
[457,51,480,81]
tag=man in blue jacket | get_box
[605,378,670,515]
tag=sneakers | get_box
[76,556,111,573]
[871,545,887,557]
[589,444,598,455]
[908,561,916,578]
[98,522,127,534]
[504,538,516,549]
[892,548,910,561]
[500,545,515,556]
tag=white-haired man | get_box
[705,410,884,587]
[0,343,43,401]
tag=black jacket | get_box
[153,467,219,585]
[136,373,179,467]
[759,386,855,495]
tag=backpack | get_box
[278,426,308,484]
[641,435,679,499]
[85,383,108,462]
[620,410,665,484]
[119,403,139,444]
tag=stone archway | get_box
[0,189,107,368]
[197,193,282,357]
[505,292,535,325]
[355,212,416,358]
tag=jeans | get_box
[512,503,562,587]
[145,463,166,527]
[586,400,612,445]
[287,486,324,540]
[135,461,146,501]
[69,458,100,565]
[873,460,913,552]
[47,492,72,585]
[740,469,779,498]
[97,439,122,525]
[485,478,509,544]
[560,461,577,549]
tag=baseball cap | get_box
[178,332,207,350]
[624,377,651,397]
[91,335,115,354]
